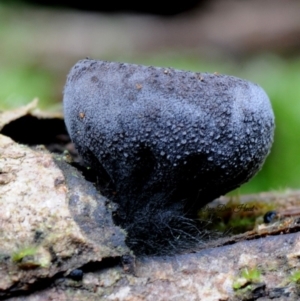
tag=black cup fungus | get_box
[63,59,275,255]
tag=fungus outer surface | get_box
[63,59,275,255]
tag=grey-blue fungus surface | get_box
[63,59,275,255]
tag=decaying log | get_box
[1,134,300,300]
[0,134,129,299]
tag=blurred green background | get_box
[0,0,299,194]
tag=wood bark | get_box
[1,133,300,301]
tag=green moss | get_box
[11,246,38,262]
[11,245,51,269]
[233,267,261,290]
[241,267,261,281]
[198,196,276,235]
[232,279,247,291]
[290,271,300,283]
